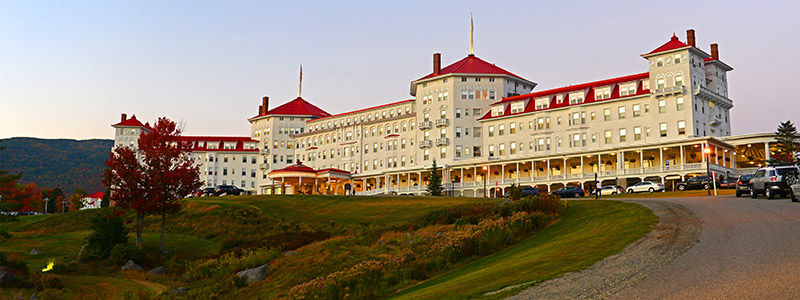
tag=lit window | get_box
[660,123,668,137]
[605,130,612,144]
[604,108,611,121]
[619,129,627,142]
[678,121,686,135]
[659,99,666,113]
[676,97,684,111]
[618,106,626,119]
[634,127,642,140]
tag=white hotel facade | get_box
[114,29,780,196]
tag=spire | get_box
[298,64,303,98]
[469,13,474,55]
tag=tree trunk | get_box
[160,213,165,252]
[136,214,143,249]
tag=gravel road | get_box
[510,195,800,299]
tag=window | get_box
[595,87,611,100]
[618,106,626,119]
[678,121,686,135]
[644,104,650,113]
[569,92,584,104]
[510,101,525,113]
[674,53,681,64]
[604,108,611,121]
[440,147,446,158]
[556,94,564,104]
[510,122,516,134]
[424,149,430,160]
[455,126,461,137]
[591,112,596,120]
[646,127,651,137]
[591,134,597,143]
[571,112,580,125]
[535,98,549,109]
[656,57,663,67]
[491,106,504,117]
[440,128,446,138]
[537,118,544,130]
[675,74,683,87]
[499,144,505,156]
[488,125,494,137]
[489,145,495,157]
[634,127,642,141]
[657,78,665,90]
[676,97,684,111]
[456,146,462,158]
[633,104,640,117]
[658,99,666,113]
[510,142,516,154]
[605,130,612,144]
[619,129,627,142]
[660,123,667,137]
[571,134,580,148]
[456,108,461,118]
[620,82,637,96]
[499,124,505,135]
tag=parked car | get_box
[591,185,623,196]
[789,173,800,202]
[735,174,754,197]
[552,186,585,198]
[214,185,244,196]
[718,178,738,189]
[505,186,540,198]
[627,181,665,193]
[676,175,718,191]
[750,165,799,199]
[194,187,216,197]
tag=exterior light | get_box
[704,148,711,154]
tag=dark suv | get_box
[676,175,717,191]
[751,165,799,199]
[552,186,584,198]
[735,174,754,197]
[214,185,244,196]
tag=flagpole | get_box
[298,64,303,98]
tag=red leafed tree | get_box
[104,117,201,250]
[0,171,41,212]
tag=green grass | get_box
[391,200,656,299]
[191,194,491,227]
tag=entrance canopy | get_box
[268,161,352,195]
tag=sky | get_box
[1,0,799,140]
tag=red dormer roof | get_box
[178,136,259,153]
[480,72,650,121]
[112,115,146,127]
[643,34,690,57]
[249,97,331,120]
[85,192,105,199]
[416,54,529,82]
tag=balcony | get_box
[693,86,733,109]
[435,138,449,147]
[259,163,269,170]
[435,118,449,128]
[259,149,270,155]
[709,114,724,126]
[653,85,685,98]
[418,121,433,130]
[418,140,433,149]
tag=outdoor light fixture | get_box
[482,166,488,198]
[704,148,712,196]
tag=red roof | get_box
[270,162,317,174]
[85,192,105,199]
[480,72,650,120]
[416,54,529,82]
[112,115,146,127]
[308,99,414,123]
[178,136,259,153]
[250,97,330,119]
[643,34,690,56]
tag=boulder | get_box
[120,260,143,271]
[168,287,186,294]
[0,270,14,287]
[149,266,166,274]
[30,249,42,255]
[283,251,298,257]
[235,263,269,284]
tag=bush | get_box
[0,228,11,239]
[38,274,64,290]
[0,252,29,279]
[507,184,524,200]
[84,212,128,259]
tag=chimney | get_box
[433,53,441,75]
[686,29,696,47]
[710,43,719,60]
[262,96,269,114]
[258,105,264,115]
[121,113,127,122]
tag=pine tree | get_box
[772,120,799,164]
[427,159,443,196]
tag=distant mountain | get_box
[0,137,113,194]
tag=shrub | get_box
[183,247,280,281]
[507,184,524,200]
[0,252,29,279]
[0,228,11,239]
[38,274,64,290]
[84,212,128,259]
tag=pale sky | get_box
[1,0,798,140]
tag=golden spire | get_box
[298,64,303,98]
[469,13,474,55]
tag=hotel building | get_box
[114,29,782,196]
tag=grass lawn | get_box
[190,195,493,227]
[391,200,656,299]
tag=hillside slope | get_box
[0,137,112,194]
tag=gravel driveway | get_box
[510,195,800,299]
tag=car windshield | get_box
[740,175,753,180]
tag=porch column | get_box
[530,160,535,181]
[501,164,505,182]
[765,142,771,162]
[516,162,520,184]
[299,176,303,194]
[461,168,464,184]
[563,158,567,175]
[702,144,706,163]
[547,160,551,179]
[659,147,664,170]
[597,155,601,173]
[639,150,644,169]
[473,167,477,184]
[680,145,685,167]
[580,156,584,175]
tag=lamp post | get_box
[704,147,711,196]
[44,198,49,214]
[482,165,488,198]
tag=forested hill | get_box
[0,137,113,194]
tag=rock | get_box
[235,263,269,284]
[284,251,298,257]
[499,199,513,206]
[149,266,166,274]
[120,260,143,271]
[0,270,14,287]
[168,287,186,294]
[30,249,41,255]
[376,239,386,246]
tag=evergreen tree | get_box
[772,120,799,164]
[427,159,443,196]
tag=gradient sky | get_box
[1,0,798,140]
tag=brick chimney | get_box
[710,43,719,60]
[261,96,269,114]
[121,113,127,122]
[258,105,263,115]
[433,53,441,75]
[686,29,696,47]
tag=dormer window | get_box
[656,57,663,67]
[535,97,549,110]
[620,82,637,96]
[594,87,611,100]
[556,94,564,104]
[510,101,525,114]
[569,91,584,104]
[491,106,504,117]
